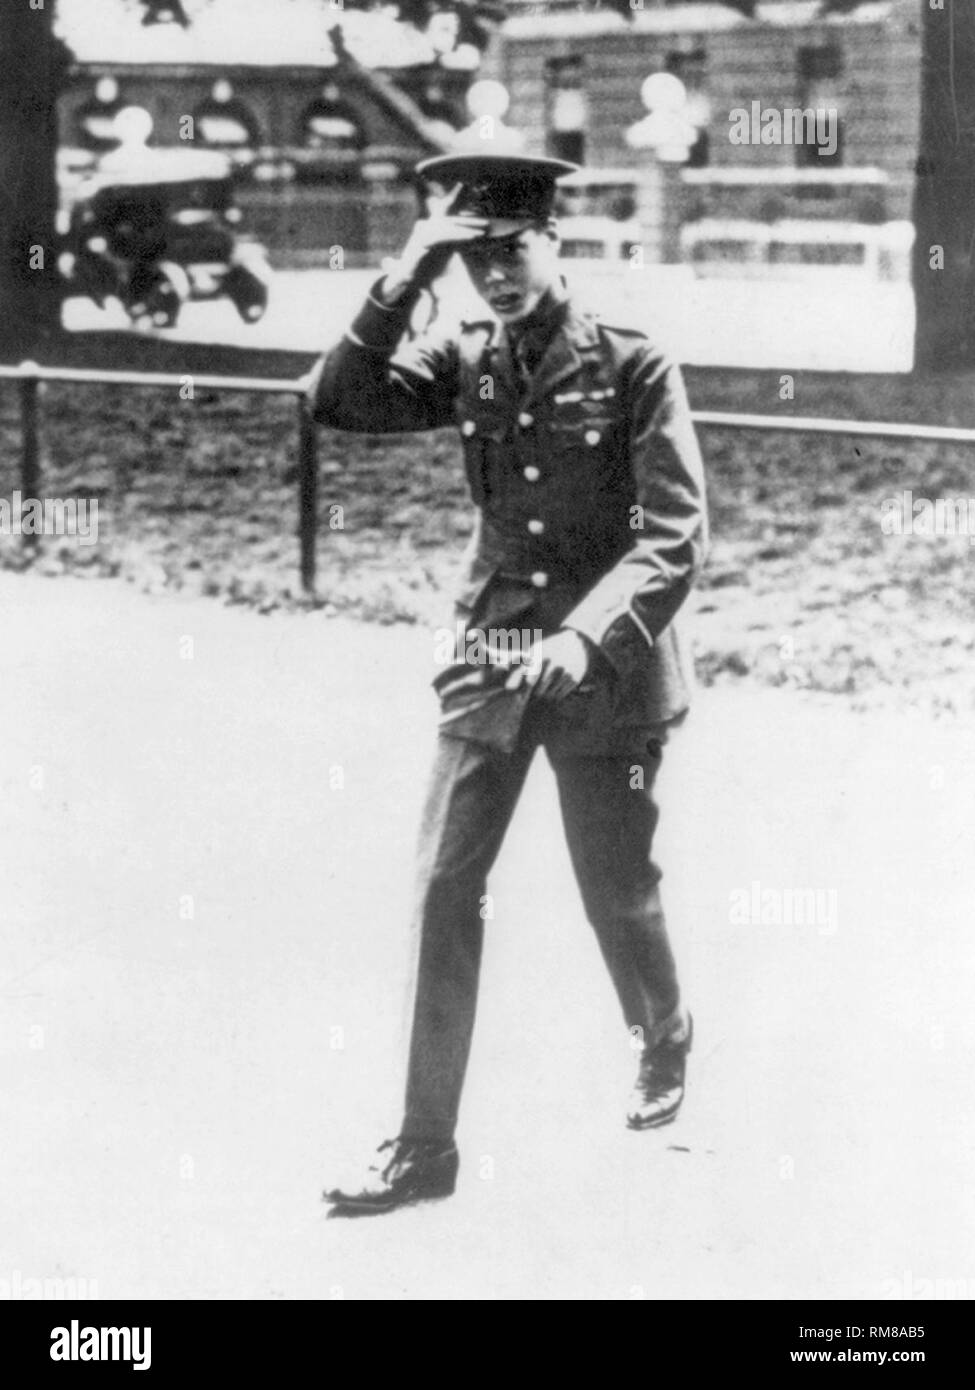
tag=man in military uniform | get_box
[312,152,708,1216]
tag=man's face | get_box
[458,225,561,323]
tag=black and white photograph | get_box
[1,0,973,1332]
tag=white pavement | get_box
[62,264,915,373]
[1,572,971,1299]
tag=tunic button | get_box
[460,420,476,437]
[530,571,549,589]
[518,411,534,428]
[523,466,540,482]
[527,519,545,535]
[584,428,601,446]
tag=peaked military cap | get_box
[415,152,579,238]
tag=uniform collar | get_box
[516,281,602,402]
[464,276,598,348]
[467,278,601,406]
[503,280,571,364]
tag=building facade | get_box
[55,0,478,265]
[483,1,921,231]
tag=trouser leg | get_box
[402,733,534,1141]
[547,738,681,1051]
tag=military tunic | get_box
[308,276,708,1141]
[309,279,706,740]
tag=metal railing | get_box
[0,361,319,592]
[3,359,975,594]
[691,410,975,445]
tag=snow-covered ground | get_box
[1,571,971,1299]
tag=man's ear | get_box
[543,219,560,253]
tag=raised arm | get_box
[306,184,488,435]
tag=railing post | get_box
[19,363,41,553]
[297,394,318,595]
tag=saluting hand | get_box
[380,184,488,302]
[505,629,591,702]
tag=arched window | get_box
[417,81,458,127]
[298,88,365,152]
[193,82,261,149]
[75,77,125,152]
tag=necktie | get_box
[509,332,534,394]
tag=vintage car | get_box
[59,143,272,329]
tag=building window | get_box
[193,81,261,149]
[75,76,125,151]
[140,0,191,25]
[796,43,843,167]
[417,80,458,128]
[545,56,587,166]
[794,118,843,167]
[797,43,844,84]
[299,86,365,152]
[665,46,710,168]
